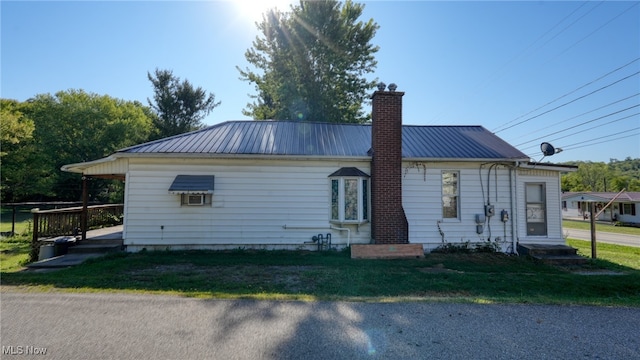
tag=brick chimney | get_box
[370,83,409,244]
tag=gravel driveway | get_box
[2,291,639,360]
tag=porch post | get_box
[82,175,88,241]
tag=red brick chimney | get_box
[370,83,409,244]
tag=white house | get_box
[562,191,640,224]
[62,85,572,253]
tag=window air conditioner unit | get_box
[186,194,205,206]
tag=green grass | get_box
[1,207,33,234]
[2,243,639,306]
[567,238,640,270]
[563,219,640,236]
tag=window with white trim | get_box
[526,183,547,236]
[329,168,369,223]
[442,171,459,219]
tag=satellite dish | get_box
[540,142,556,156]
[535,142,563,165]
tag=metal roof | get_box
[118,121,528,160]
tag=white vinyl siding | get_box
[123,158,371,249]
[403,162,514,250]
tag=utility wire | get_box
[512,93,640,141]
[527,133,640,159]
[560,127,640,149]
[515,103,640,147]
[554,2,639,59]
[561,132,640,151]
[519,110,639,151]
[428,1,590,124]
[495,70,640,134]
[493,57,640,132]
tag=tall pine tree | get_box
[238,1,379,124]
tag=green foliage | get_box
[0,99,35,155]
[561,158,640,192]
[238,0,379,123]
[1,90,153,202]
[147,68,220,138]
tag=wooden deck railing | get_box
[30,204,123,261]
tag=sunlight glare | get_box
[231,0,294,23]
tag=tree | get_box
[560,159,640,192]
[0,99,35,155]
[238,0,379,123]
[147,69,220,138]
[0,90,154,202]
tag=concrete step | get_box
[518,243,588,266]
[78,238,123,246]
[68,243,122,254]
[518,244,578,257]
[533,255,589,266]
[27,253,106,269]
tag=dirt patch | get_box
[417,264,464,274]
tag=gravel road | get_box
[2,291,639,360]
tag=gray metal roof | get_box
[118,121,528,160]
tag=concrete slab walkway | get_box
[27,226,123,270]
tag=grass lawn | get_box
[0,206,33,235]
[563,219,640,236]
[2,238,639,306]
[567,238,640,270]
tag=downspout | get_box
[330,226,351,246]
[510,163,519,254]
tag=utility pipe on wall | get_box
[282,225,352,246]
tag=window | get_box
[329,168,369,223]
[621,203,636,216]
[526,183,547,236]
[442,171,459,219]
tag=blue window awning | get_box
[168,175,215,194]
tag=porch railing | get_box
[30,204,123,261]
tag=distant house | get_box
[562,191,640,224]
[62,85,573,253]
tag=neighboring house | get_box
[562,191,640,224]
[62,85,573,253]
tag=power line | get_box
[515,103,640,147]
[524,131,640,158]
[520,111,639,151]
[511,93,640,141]
[560,127,640,149]
[492,57,640,132]
[561,132,640,152]
[554,2,639,59]
[494,70,640,134]
[427,2,592,124]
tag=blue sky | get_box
[2,1,639,163]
